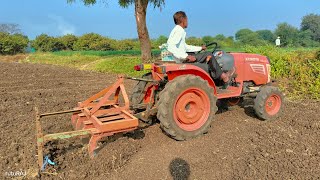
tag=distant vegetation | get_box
[0,13,320,55]
[1,14,319,99]
[0,32,28,55]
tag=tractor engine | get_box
[230,53,271,85]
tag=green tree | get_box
[32,34,65,52]
[256,30,275,43]
[90,37,117,51]
[73,33,117,51]
[186,37,203,46]
[59,34,78,50]
[151,35,168,49]
[215,34,226,41]
[214,34,233,48]
[301,13,320,41]
[117,39,137,51]
[297,30,319,47]
[156,35,168,46]
[0,32,29,55]
[73,33,98,50]
[67,0,165,63]
[202,36,214,45]
[235,29,265,46]
[275,23,299,47]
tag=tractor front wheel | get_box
[157,75,217,140]
[253,86,284,120]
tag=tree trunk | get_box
[135,0,152,63]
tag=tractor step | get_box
[35,76,139,171]
[217,83,243,99]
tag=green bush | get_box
[151,35,168,49]
[59,34,78,50]
[117,39,138,51]
[73,33,99,51]
[32,34,65,52]
[186,36,204,46]
[73,33,117,51]
[90,38,117,51]
[0,32,29,55]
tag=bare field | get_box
[0,61,319,179]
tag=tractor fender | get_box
[165,64,217,95]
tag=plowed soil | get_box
[0,61,319,179]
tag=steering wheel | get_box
[205,42,218,54]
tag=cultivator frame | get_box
[35,76,142,170]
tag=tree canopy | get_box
[235,29,266,46]
[275,23,299,46]
[256,30,275,43]
[301,13,320,41]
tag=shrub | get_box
[0,32,29,55]
[117,39,138,51]
[186,37,204,46]
[90,38,117,51]
[73,33,113,51]
[59,34,78,50]
[32,34,65,52]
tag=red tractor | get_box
[130,43,284,140]
[35,43,284,170]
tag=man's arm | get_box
[185,44,202,52]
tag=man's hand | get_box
[206,55,212,63]
[202,45,207,51]
[186,55,196,62]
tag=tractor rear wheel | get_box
[130,73,152,105]
[254,86,284,120]
[157,75,217,140]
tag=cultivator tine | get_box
[35,107,44,170]
[88,135,103,158]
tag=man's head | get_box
[173,11,188,28]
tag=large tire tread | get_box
[157,75,218,141]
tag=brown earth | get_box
[0,61,319,179]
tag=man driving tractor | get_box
[167,11,231,84]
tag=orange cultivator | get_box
[35,76,139,170]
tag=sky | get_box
[1,0,320,40]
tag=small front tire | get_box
[253,86,284,120]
